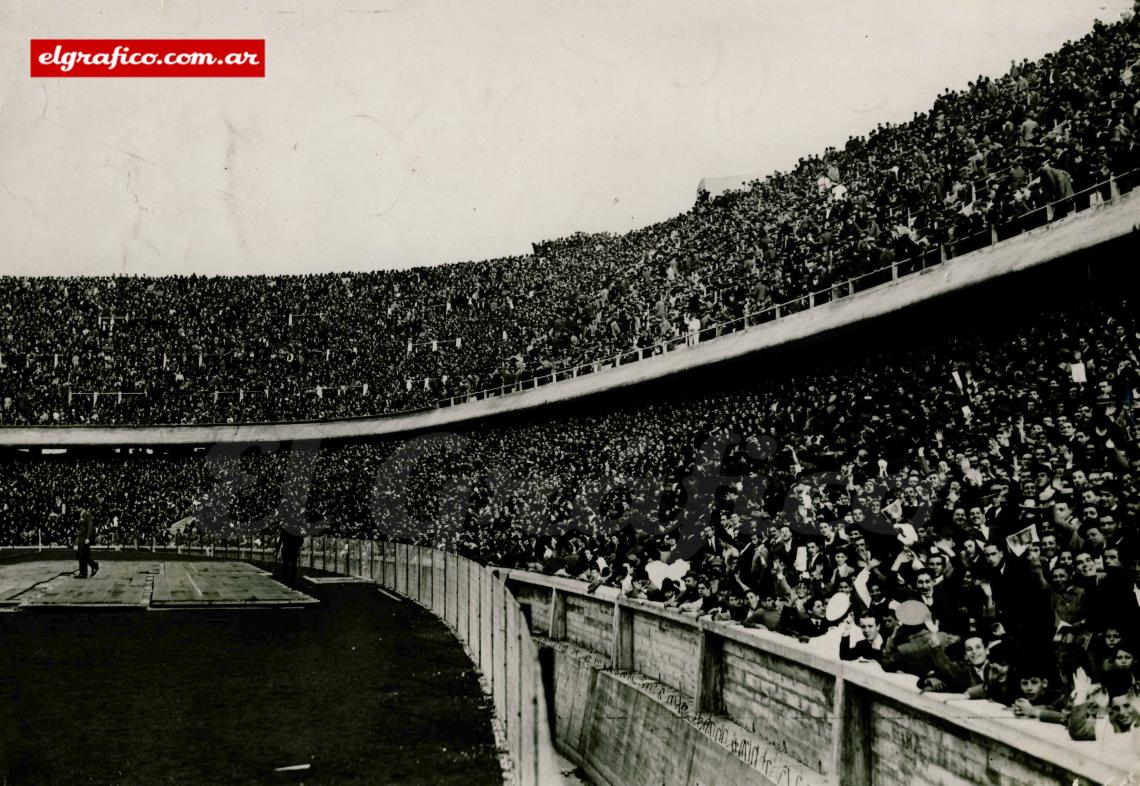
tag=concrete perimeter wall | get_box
[301,538,564,786]
[507,571,1139,786]
[2,186,1138,447]
[28,538,1137,785]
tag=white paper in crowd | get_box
[1005,524,1039,557]
[646,559,689,589]
[1071,362,1087,383]
[896,600,929,627]
[825,592,850,622]
[896,522,918,545]
[794,546,808,574]
[951,370,963,390]
[962,405,973,419]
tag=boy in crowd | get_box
[839,612,884,663]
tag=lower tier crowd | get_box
[0,295,1137,745]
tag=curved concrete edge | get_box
[504,568,1139,786]
[3,191,1138,447]
[301,539,565,786]
[541,639,804,786]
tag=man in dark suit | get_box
[1097,551,1140,636]
[781,595,832,639]
[277,524,305,587]
[75,508,99,579]
[982,542,1054,652]
[839,612,884,662]
[913,569,962,633]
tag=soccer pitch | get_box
[0,554,502,785]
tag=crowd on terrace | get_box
[1,294,1137,743]
[3,13,1140,425]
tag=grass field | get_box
[0,554,503,786]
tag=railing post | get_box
[1046,202,1054,222]
[548,588,567,641]
[809,292,816,308]
[695,624,725,715]
[611,600,633,671]
[404,543,412,597]
[939,244,947,264]
[415,545,423,601]
[847,281,855,297]
[467,558,478,653]
[1110,175,1120,200]
[774,304,781,321]
[890,262,898,281]
[990,224,999,245]
[836,676,872,786]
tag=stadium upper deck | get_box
[2,12,1139,426]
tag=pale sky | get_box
[0,0,1131,276]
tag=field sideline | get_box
[0,554,502,786]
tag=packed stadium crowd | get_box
[2,13,1140,426]
[1,293,1137,742]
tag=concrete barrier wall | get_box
[506,570,1139,786]
[565,593,613,659]
[547,646,784,786]
[3,187,1138,448]
[37,540,1134,785]
[719,636,837,780]
[298,539,563,786]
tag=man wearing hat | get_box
[880,600,960,679]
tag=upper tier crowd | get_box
[3,13,1140,425]
[1,294,1137,744]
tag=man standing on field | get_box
[76,507,99,579]
[277,523,304,587]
